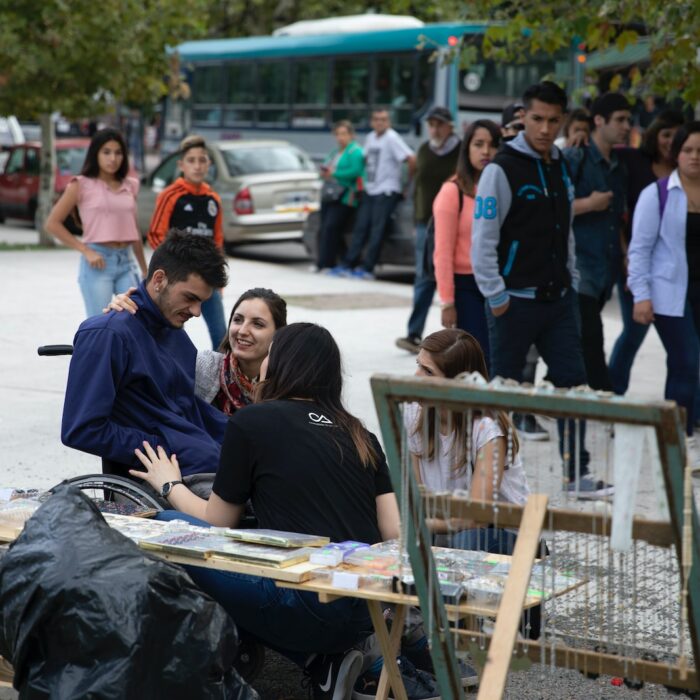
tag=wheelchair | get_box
[37,344,265,682]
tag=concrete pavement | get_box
[0,220,689,700]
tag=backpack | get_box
[657,176,669,219]
[422,182,464,280]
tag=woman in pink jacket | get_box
[433,119,500,364]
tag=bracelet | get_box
[440,302,455,310]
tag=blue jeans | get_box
[455,274,490,373]
[450,526,547,639]
[608,279,649,395]
[156,511,373,666]
[485,290,590,479]
[407,222,436,339]
[344,193,401,273]
[201,289,227,350]
[78,243,140,318]
[654,306,700,435]
[318,201,354,269]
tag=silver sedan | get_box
[137,139,321,252]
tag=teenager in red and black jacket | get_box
[148,135,226,349]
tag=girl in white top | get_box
[407,328,529,533]
[407,329,543,639]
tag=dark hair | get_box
[257,323,379,467]
[522,81,568,112]
[219,288,287,353]
[563,108,592,137]
[414,329,519,472]
[641,110,685,162]
[455,119,501,196]
[146,229,228,288]
[81,128,129,180]
[590,92,631,123]
[179,134,208,157]
[333,120,355,136]
[671,121,700,165]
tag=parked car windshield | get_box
[57,147,87,176]
[222,145,316,176]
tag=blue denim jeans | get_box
[155,511,373,667]
[450,526,547,639]
[407,222,436,339]
[344,193,401,273]
[454,274,490,373]
[485,290,590,479]
[201,289,227,350]
[78,243,140,318]
[608,279,650,395]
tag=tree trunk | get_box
[37,113,56,247]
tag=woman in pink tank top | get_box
[45,128,147,317]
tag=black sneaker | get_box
[305,649,364,700]
[565,476,614,500]
[352,656,439,700]
[395,336,421,354]
[402,641,479,688]
[513,412,549,441]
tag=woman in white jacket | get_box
[627,121,700,435]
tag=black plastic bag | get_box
[0,484,259,700]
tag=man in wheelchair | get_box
[61,229,229,495]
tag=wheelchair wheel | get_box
[60,474,166,513]
[233,635,266,683]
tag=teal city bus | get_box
[162,15,578,159]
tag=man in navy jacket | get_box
[61,230,229,477]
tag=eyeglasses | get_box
[506,122,525,131]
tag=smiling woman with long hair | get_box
[129,322,399,698]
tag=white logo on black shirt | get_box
[207,199,218,217]
[309,412,333,425]
[183,203,194,212]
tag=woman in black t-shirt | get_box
[131,322,400,698]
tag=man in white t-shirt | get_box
[330,110,415,279]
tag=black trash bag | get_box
[0,484,259,700]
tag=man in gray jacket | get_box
[472,81,613,499]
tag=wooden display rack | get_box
[371,373,700,699]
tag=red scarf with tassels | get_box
[215,353,255,416]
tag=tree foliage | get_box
[0,0,208,118]
[461,0,700,104]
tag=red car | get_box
[0,139,89,228]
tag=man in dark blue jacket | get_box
[61,230,229,480]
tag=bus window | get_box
[225,63,256,126]
[458,52,571,110]
[374,55,414,128]
[258,62,290,127]
[292,60,328,128]
[192,65,224,126]
[331,58,370,128]
[416,52,434,112]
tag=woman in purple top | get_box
[608,111,684,394]
[46,128,147,318]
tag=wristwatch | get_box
[161,480,184,498]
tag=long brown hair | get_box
[256,323,379,467]
[454,119,501,196]
[413,329,519,472]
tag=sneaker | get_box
[350,268,375,280]
[305,649,364,700]
[326,265,352,278]
[395,336,421,354]
[353,657,439,700]
[513,413,549,441]
[566,476,614,499]
[402,641,479,688]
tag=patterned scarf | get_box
[216,353,256,416]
